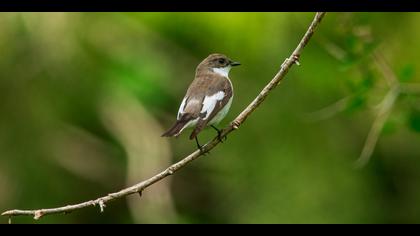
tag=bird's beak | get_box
[230,61,241,66]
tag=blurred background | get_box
[0,12,420,224]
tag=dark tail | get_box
[161,114,193,137]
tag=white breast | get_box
[209,96,233,125]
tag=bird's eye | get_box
[218,58,226,64]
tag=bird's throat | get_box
[212,66,231,78]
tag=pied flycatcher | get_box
[162,53,240,151]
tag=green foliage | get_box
[0,12,420,224]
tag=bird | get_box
[162,53,241,151]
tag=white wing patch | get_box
[177,97,187,120]
[201,91,225,120]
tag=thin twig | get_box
[310,36,418,167]
[372,49,399,88]
[355,51,401,168]
[318,36,348,61]
[354,87,399,168]
[303,96,351,122]
[1,12,327,221]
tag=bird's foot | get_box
[211,125,226,143]
[195,137,210,155]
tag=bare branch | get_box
[1,12,327,221]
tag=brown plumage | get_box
[162,53,240,145]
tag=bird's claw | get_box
[218,131,227,143]
[199,145,210,155]
[195,137,210,155]
[211,125,226,143]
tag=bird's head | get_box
[197,53,240,77]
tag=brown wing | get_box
[189,77,233,140]
[181,69,227,119]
